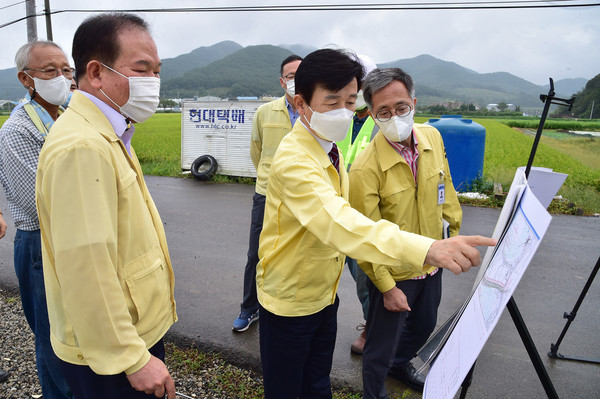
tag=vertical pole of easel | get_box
[506,298,558,398]
[505,78,559,399]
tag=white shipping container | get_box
[181,100,268,178]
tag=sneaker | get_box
[350,323,366,355]
[232,310,259,332]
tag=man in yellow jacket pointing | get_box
[256,48,495,399]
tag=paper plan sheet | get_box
[423,185,552,399]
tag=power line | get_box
[1,0,599,30]
[0,0,25,11]
[47,1,600,14]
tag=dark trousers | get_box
[259,297,339,399]
[14,229,73,399]
[58,339,165,399]
[241,192,265,313]
[362,271,443,398]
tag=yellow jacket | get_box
[250,96,293,195]
[256,122,436,317]
[349,124,462,293]
[36,92,177,375]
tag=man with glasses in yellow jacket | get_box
[349,67,462,397]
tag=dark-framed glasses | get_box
[24,66,75,79]
[375,104,413,122]
[281,72,295,81]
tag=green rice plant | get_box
[539,135,600,170]
[131,113,182,176]
[477,119,600,190]
[501,118,600,131]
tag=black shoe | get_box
[0,369,9,383]
[388,362,425,392]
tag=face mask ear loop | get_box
[99,88,130,126]
[24,72,37,101]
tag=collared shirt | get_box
[285,97,300,127]
[386,132,419,183]
[384,132,438,280]
[80,91,135,155]
[299,118,333,154]
[0,98,58,230]
[349,125,462,291]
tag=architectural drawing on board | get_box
[423,184,554,399]
[478,210,537,330]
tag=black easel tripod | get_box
[548,255,600,364]
[459,78,574,398]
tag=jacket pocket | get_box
[125,256,171,334]
[295,248,342,303]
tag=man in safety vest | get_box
[337,54,379,355]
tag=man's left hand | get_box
[127,355,175,399]
[382,286,411,312]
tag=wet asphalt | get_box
[0,175,598,398]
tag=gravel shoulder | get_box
[0,286,265,399]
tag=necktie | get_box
[328,142,340,173]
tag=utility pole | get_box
[44,0,53,40]
[591,100,595,120]
[26,0,38,42]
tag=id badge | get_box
[438,171,445,205]
[438,182,445,205]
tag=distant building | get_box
[486,103,517,112]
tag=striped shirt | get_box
[0,103,53,231]
[385,132,439,280]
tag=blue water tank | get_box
[426,115,486,192]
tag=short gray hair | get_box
[362,68,416,110]
[15,41,63,71]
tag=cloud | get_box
[0,0,598,87]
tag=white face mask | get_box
[376,111,414,143]
[306,106,354,142]
[285,79,295,97]
[26,73,71,106]
[100,63,161,123]
[355,91,367,111]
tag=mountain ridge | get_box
[0,41,588,112]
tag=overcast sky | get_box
[0,0,598,86]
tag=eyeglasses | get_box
[24,66,75,79]
[281,73,295,81]
[375,104,413,122]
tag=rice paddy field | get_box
[1,112,599,213]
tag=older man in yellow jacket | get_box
[36,14,176,399]
[256,49,494,399]
[349,67,462,397]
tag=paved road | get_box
[1,176,598,398]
